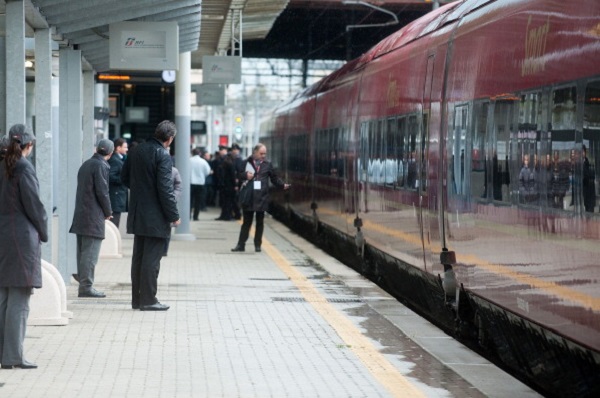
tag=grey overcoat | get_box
[0,158,48,288]
[69,153,112,239]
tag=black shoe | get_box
[132,304,140,310]
[255,246,261,252]
[72,274,80,282]
[78,289,106,298]
[140,302,169,311]
[2,361,37,369]
[231,245,245,252]
[214,217,225,220]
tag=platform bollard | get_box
[100,219,123,259]
[28,261,69,326]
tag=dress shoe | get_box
[140,302,170,311]
[72,273,80,282]
[231,245,245,252]
[132,304,140,310]
[2,360,37,369]
[78,289,106,298]
[255,246,261,252]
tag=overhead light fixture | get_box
[201,14,224,20]
[25,60,34,68]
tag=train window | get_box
[472,102,488,200]
[406,116,418,189]
[368,120,384,184]
[334,128,346,178]
[384,118,399,187]
[492,99,517,203]
[583,81,600,213]
[396,117,406,187]
[550,86,577,211]
[359,122,369,182]
[287,134,308,173]
[272,139,283,171]
[450,105,469,197]
[517,92,544,205]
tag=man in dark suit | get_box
[108,138,128,227]
[121,121,180,311]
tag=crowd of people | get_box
[0,119,289,370]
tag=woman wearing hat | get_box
[0,124,48,369]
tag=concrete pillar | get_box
[174,51,194,240]
[83,70,95,155]
[5,0,25,130]
[57,48,82,281]
[35,28,54,263]
[0,34,5,133]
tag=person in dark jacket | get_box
[70,139,114,298]
[108,138,128,227]
[121,120,180,311]
[216,153,237,221]
[231,143,290,252]
[0,125,48,370]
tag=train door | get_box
[421,54,436,271]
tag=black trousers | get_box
[237,210,265,248]
[110,212,121,228]
[131,235,167,307]
[190,184,206,220]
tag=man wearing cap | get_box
[69,139,114,298]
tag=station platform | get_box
[0,208,541,398]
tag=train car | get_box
[263,0,600,396]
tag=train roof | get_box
[277,0,500,110]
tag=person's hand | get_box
[247,172,254,180]
[284,184,291,190]
[173,219,181,226]
[106,215,113,220]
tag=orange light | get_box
[98,74,131,81]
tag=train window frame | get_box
[471,101,489,203]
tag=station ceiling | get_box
[5,0,450,73]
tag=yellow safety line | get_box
[262,238,427,398]
[316,207,600,311]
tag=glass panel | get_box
[287,134,308,173]
[550,86,577,210]
[397,117,406,188]
[451,105,468,196]
[517,92,543,205]
[493,100,517,203]
[473,102,488,200]
[385,118,398,187]
[583,81,600,213]
[407,116,418,189]
[359,122,369,182]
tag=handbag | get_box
[238,180,253,209]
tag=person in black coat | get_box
[231,143,290,252]
[0,125,47,370]
[70,139,114,298]
[216,153,237,221]
[108,138,129,227]
[121,121,180,311]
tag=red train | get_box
[262,0,600,396]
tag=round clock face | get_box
[162,70,176,83]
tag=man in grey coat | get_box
[70,139,114,298]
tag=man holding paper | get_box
[231,143,290,253]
